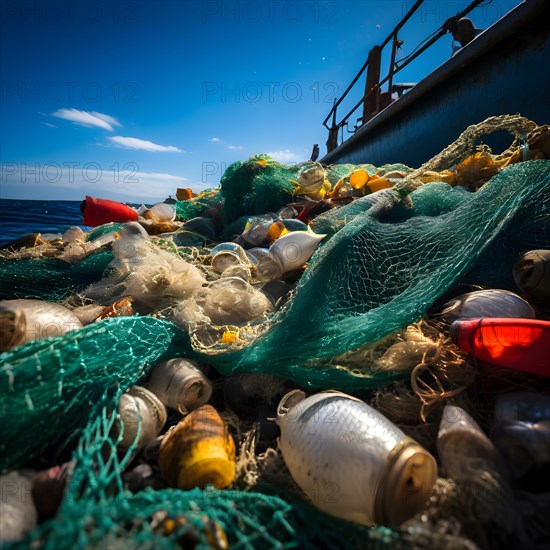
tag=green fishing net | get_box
[0,251,113,301]
[175,189,222,222]
[205,160,549,383]
[1,116,549,548]
[0,317,183,472]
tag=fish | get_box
[491,391,550,481]
[439,289,535,323]
[267,230,327,273]
[277,390,437,526]
[0,299,83,352]
[513,249,550,301]
[116,386,167,453]
[146,358,213,414]
[158,404,236,490]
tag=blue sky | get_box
[0,0,520,202]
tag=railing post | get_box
[362,45,382,123]
[326,98,339,153]
[388,32,400,94]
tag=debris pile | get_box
[0,115,549,549]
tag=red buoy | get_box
[82,196,138,227]
[450,318,550,377]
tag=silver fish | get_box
[277,390,437,526]
[491,391,550,480]
[439,289,535,323]
[0,299,83,352]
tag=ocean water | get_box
[0,199,147,247]
[0,199,86,247]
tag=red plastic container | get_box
[450,318,550,377]
[82,196,138,227]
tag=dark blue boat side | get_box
[321,0,550,167]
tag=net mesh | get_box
[1,115,549,548]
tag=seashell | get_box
[268,230,327,273]
[437,405,504,481]
[513,249,550,301]
[440,289,535,323]
[158,404,236,490]
[277,390,437,526]
[350,169,370,189]
[0,472,37,542]
[455,152,499,189]
[491,391,550,481]
[117,386,167,452]
[0,299,83,352]
[146,358,213,414]
[367,176,392,193]
[298,164,325,192]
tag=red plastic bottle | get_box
[450,318,550,377]
[82,196,138,227]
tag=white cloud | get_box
[108,136,181,152]
[52,108,121,131]
[267,149,301,163]
[210,137,221,142]
[42,122,57,128]
[90,112,121,128]
[227,145,243,150]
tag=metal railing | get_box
[323,0,490,152]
